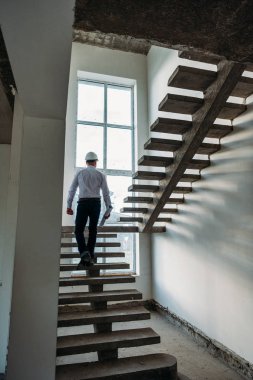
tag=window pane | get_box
[107,128,132,170]
[77,82,104,122]
[76,124,103,168]
[107,85,132,126]
[101,176,132,223]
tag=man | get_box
[66,151,112,269]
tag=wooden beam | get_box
[142,61,245,232]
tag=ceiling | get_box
[74,0,253,62]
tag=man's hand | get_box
[104,213,110,220]
[66,208,73,215]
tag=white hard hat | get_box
[85,151,98,161]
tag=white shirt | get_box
[67,166,112,209]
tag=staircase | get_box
[121,56,253,232]
[55,55,253,379]
[56,228,189,379]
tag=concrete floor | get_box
[57,308,246,380]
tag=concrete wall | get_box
[0,96,24,373]
[0,145,11,284]
[62,43,151,299]
[148,46,253,363]
[6,116,65,380]
[63,42,148,225]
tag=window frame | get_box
[75,78,137,274]
[76,79,135,177]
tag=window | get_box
[76,80,135,220]
[76,79,136,272]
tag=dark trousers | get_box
[75,199,101,258]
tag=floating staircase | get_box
[122,55,253,232]
[56,230,188,379]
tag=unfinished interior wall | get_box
[0,96,23,373]
[148,46,253,363]
[62,43,151,299]
[6,116,65,380]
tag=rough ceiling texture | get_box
[74,0,253,62]
[0,28,16,109]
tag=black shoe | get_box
[76,260,86,270]
[81,251,91,264]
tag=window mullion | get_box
[103,84,107,171]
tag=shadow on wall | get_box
[164,105,253,283]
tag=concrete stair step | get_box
[180,174,201,182]
[59,275,135,287]
[150,116,232,139]
[58,289,143,305]
[133,171,165,181]
[56,353,178,380]
[138,155,174,167]
[168,65,217,92]
[207,124,233,138]
[60,262,130,272]
[56,327,160,356]
[60,252,125,259]
[150,117,191,135]
[62,233,118,239]
[62,226,139,233]
[121,207,149,214]
[61,242,121,248]
[124,196,184,205]
[128,184,160,193]
[58,306,150,327]
[218,102,246,120]
[159,93,203,115]
[144,137,182,152]
[231,76,253,98]
[120,217,143,223]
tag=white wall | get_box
[148,46,253,363]
[0,96,23,373]
[62,43,151,299]
[63,42,148,225]
[0,145,11,284]
[6,115,65,380]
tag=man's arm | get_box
[101,174,112,216]
[66,172,79,214]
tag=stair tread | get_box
[180,174,201,182]
[145,137,182,152]
[61,242,120,248]
[62,233,117,239]
[124,196,153,203]
[120,217,143,222]
[150,117,232,138]
[57,327,160,356]
[188,159,209,170]
[231,76,253,98]
[121,207,149,213]
[60,263,130,272]
[58,289,142,304]
[207,124,233,138]
[128,184,160,192]
[173,186,192,193]
[138,155,174,167]
[197,142,220,155]
[219,102,246,120]
[58,306,150,327]
[150,117,191,134]
[56,353,177,380]
[159,93,203,115]
[168,65,217,92]
[133,171,165,181]
[60,252,125,259]
[59,275,135,287]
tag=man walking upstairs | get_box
[66,152,112,269]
